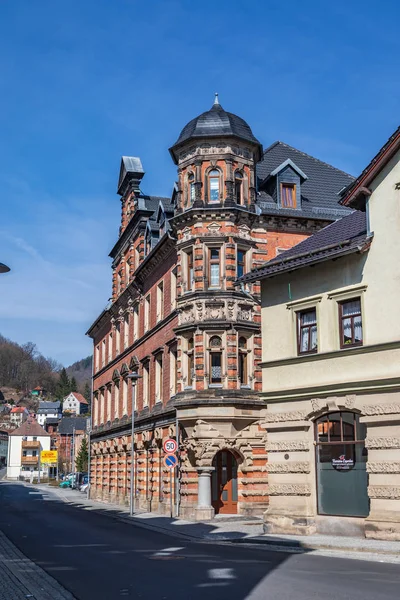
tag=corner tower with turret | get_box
[87,96,353,520]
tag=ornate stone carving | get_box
[368,486,400,499]
[267,462,310,474]
[269,483,311,496]
[367,462,400,474]
[266,440,310,452]
[263,411,307,423]
[363,404,400,416]
[365,437,400,449]
[310,398,322,412]
[344,395,356,409]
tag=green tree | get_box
[75,437,89,472]
[83,381,91,405]
[70,376,77,392]
[57,368,70,399]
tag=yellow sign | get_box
[40,450,58,464]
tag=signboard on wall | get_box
[331,454,354,471]
[40,450,58,464]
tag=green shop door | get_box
[315,412,369,517]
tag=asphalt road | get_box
[0,482,399,600]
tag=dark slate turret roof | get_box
[170,96,262,161]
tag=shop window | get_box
[209,247,221,288]
[209,335,223,386]
[209,169,221,203]
[297,308,317,354]
[339,298,363,348]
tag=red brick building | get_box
[87,96,352,519]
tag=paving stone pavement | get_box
[0,530,76,600]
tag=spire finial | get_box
[213,92,219,106]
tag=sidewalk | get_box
[0,529,75,600]
[36,484,400,564]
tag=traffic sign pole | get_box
[175,411,179,518]
[170,470,173,518]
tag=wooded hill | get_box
[0,334,92,402]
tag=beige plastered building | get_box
[242,126,400,540]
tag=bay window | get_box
[209,169,220,202]
[209,335,223,386]
[209,247,221,288]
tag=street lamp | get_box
[127,371,141,517]
[0,263,10,274]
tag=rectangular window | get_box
[171,268,177,309]
[143,362,150,407]
[135,247,140,270]
[95,345,100,372]
[237,249,246,278]
[117,270,122,294]
[125,260,130,285]
[102,339,106,367]
[122,378,128,415]
[155,354,163,402]
[100,388,105,424]
[124,314,130,349]
[209,248,221,288]
[108,332,113,363]
[116,323,121,355]
[106,385,112,422]
[170,346,178,397]
[186,338,194,388]
[114,382,120,419]
[339,298,363,348]
[297,309,317,354]
[157,281,164,321]
[133,305,139,341]
[144,295,150,332]
[210,352,222,385]
[186,250,194,292]
[281,183,296,208]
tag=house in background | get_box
[0,431,8,466]
[63,392,89,416]
[56,416,89,474]
[31,386,46,398]
[36,401,62,426]
[241,126,400,541]
[7,418,50,480]
[10,407,29,428]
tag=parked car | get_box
[79,475,89,491]
[80,482,89,494]
[71,472,88,490]
[59,479,71,488]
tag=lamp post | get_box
[0,263,10,274]
[127,372,140,517]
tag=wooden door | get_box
[212,451,238,514]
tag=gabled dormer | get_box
[156,200,174,237]
[262,159,307,210]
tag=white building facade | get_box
[7,419,51,480]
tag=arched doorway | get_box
[315,411,369,517]
[211,450,238,515]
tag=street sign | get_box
[163,438,178,454]
[40,450,58,464]
[164,454,178,469]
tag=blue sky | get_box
[0,0,399,366]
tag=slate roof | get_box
[68,392,88,405]
[170,99,262,162]
[240,210,369,283]
[255,141,354,220]
[10,418,50,437]
[58,417,88,435]
[37,401,61,413]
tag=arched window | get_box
[188,172,195,205]
[209,169,220,203]
[209,336,222,386]
[238,337,248,386]
[235,171,243,204]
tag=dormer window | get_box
[188,173,195,204]
[235,171,243,204]
[209,170,220,203]
[281,183,296,208]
